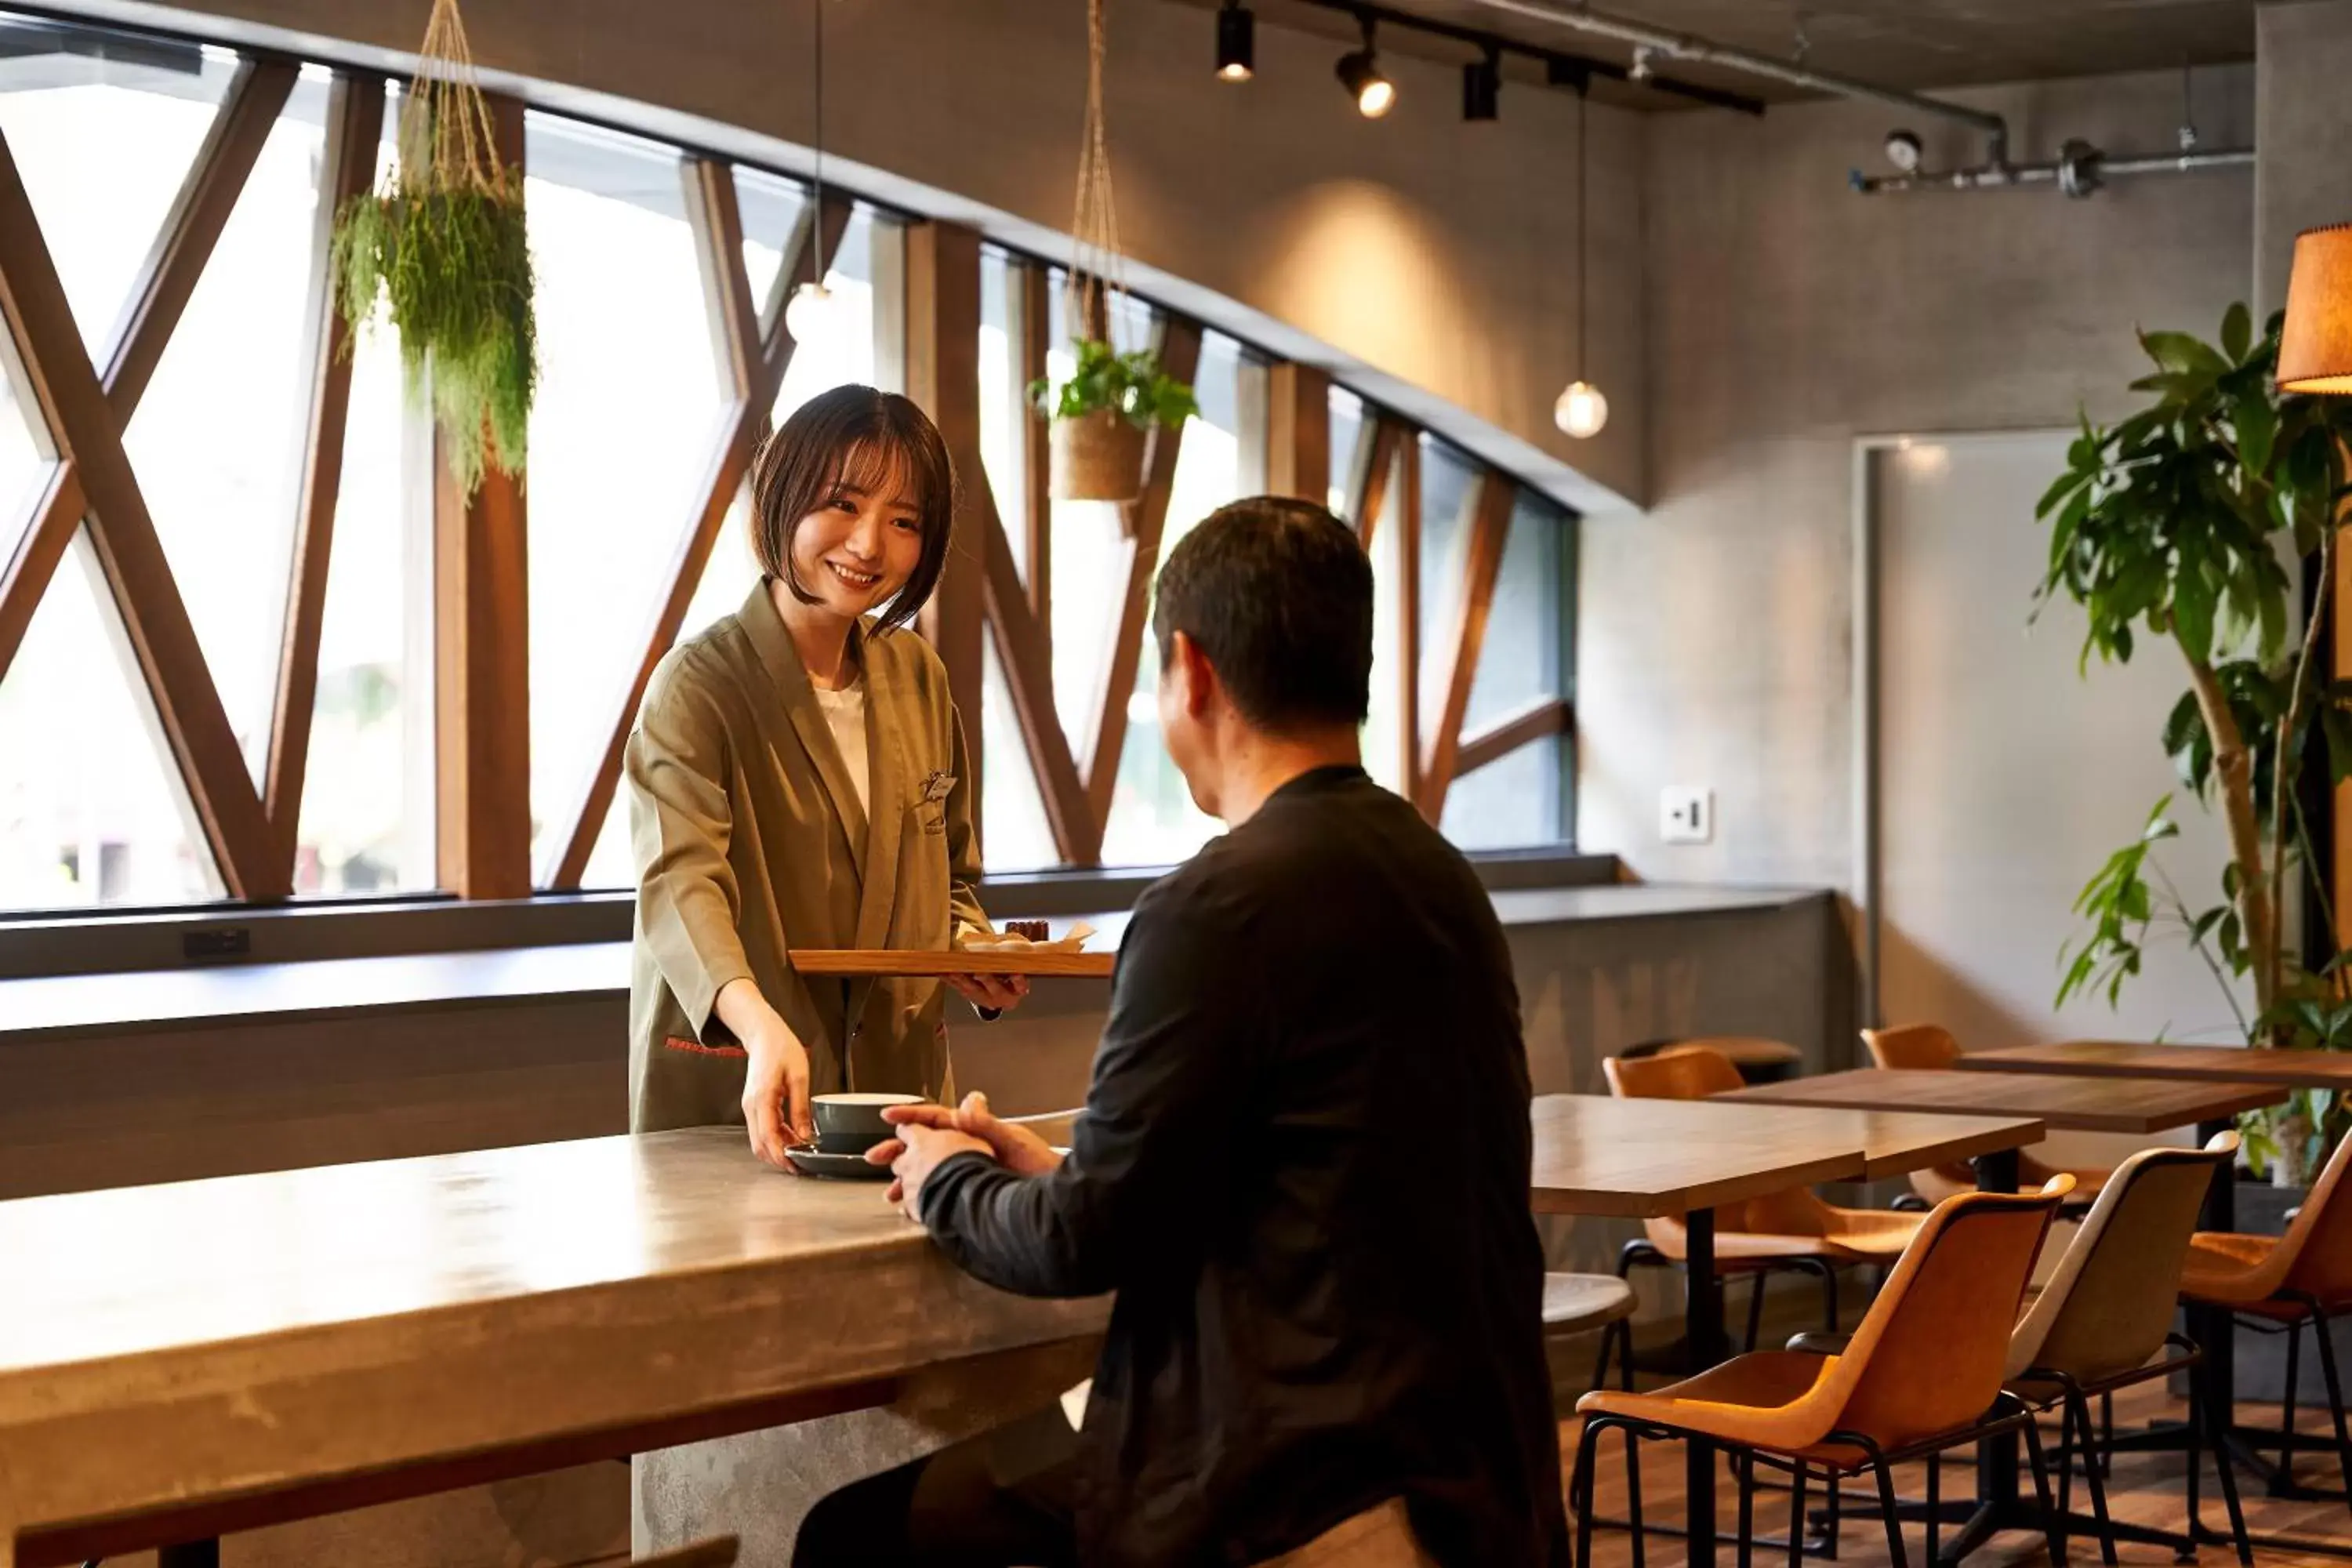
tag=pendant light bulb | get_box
[786,280,834,345]
[1554,379,1609,439]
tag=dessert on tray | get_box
[957,920,1096,955]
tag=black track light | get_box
[1462,46,1500,121]
[1216,1,1254,82]
[1335,16,1394,118]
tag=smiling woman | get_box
[624,385,1025,1165]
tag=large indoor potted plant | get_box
[2038,302,2352,1396]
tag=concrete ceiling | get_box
[1172,0,2253,106]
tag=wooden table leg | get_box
[1686,1206,1722,1567]
[157,1542,219,1568]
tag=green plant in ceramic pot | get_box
[2039,303,2352,1185]
[1027,338,1198,506]
[330,0,536,498]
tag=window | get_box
[124,69,335,789]
[0,20,234,355]
[295,84,431,895]
[1441,490,1574,849]
[1098,328,1264,866]
[0,7,1578,915]
[0,537,224,907]
[557,167,906,890]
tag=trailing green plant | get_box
[329,0,535,496]
[2038,303,2352,1181]
[1027,337,1198,430]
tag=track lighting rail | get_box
[1282,0,1765,115]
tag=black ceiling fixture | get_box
[1284,0,1762,117]
[1334,14,1397,118]
[1216,0,1254,82]
[1461,44,1501,122]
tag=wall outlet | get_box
[1661,786,1714,844]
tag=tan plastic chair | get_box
[2005,1133,2250,1566]
[2179,1126,2352,1516]
[1861,1025,2110,1206]
[1605,1048,1924,1345]
[1571,1180,2073,1568]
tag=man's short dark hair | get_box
[1151,497,1373,731]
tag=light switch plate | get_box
[1661,786,1713,844]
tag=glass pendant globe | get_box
[784,280,834,344]
[1555,379,1608,439]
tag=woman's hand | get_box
[946,973,1029,1015]
[717,978,814,1166]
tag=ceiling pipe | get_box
[1852,140,2254,196]
[1443,0,2011,165]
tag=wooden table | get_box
[0,1131,1105,1568]
[1718,1067,2284,1137]
[1530,1095,2043,1566]
[1962,1039,2352,1091]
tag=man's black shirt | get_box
[919,765,1568,1566]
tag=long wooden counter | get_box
[0,1130,1106,1568]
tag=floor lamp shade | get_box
[2279,223,2352,394]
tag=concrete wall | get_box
[2256,1,2352,315]
[1578,65,2257,889]
[82,0,1649,510]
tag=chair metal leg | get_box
[2021,1405,2063,1568]
[2100,1390,2114,1480]
[2053,1397,2075,1567]
[1590,1317,1628,1396]
[2305,1300,2352,1511]
[2194,1351,2256,1568]
[1572,1414,1606,1568]
[1871,1454,1910,1568]
[2183,1375,2202,1566]
[2071,1388,2119,1566]
[1625,1405,1647,1568]
[1788,1463,1809,1568]
[1824,1450,1842,1559]
[2284,1319,2306,1486]
[1737,1452,1756,1568]
[1744,1272,1768,1354]
[1924,1443,1940,1567]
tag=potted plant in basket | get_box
[329,0,536,499]
[2038,303,2352,1398]
[1030,0,1196,510]
[1029,337,1197,506]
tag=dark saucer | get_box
[786,1145,893,1181]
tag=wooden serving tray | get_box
[789,948,1115,978]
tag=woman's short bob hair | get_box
[748,384,956,635]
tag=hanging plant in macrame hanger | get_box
[1027,0,1196,513]
[330,0,537,498]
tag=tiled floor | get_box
[1561,1382,2352,1566]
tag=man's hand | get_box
[867,1091,1063,1210]
[884,1091,1063,1173]
[946,973,1030,1014]
[877,1122,993,1218]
